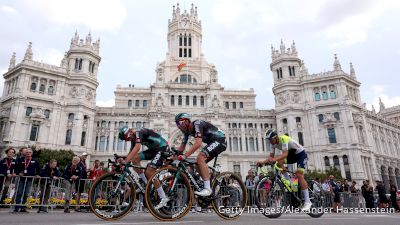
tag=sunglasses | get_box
[176,119,188,127]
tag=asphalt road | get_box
[0,210,399,225]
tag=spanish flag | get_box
[177,62,187,71]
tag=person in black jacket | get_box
[37,159,61,213]
[14,148,40,213]
[75,153,88,212]
[0,147,17,203]
[62,156,83,213]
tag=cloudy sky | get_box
[1,0,400,110]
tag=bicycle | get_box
[145,149,248,221]
[254,162,325,218]
[88,154,149,221]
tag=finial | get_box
[280,39,285,53]
[86,32,92,46]
[379,97,385,111]
[291,40,297,55]
[191,3,194,14]
[372,105,376,114]
[350,62,355,76]
[333,54,342,71]
[24,42,33,61]
[9,52,16,70]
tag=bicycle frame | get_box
[112,163,146,194]
[270,162,303,204]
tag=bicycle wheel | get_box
[307,181,325,218]
[255,177,287,218]
[88,173,136,221]
[211,172,247,220]
[145,166,193,221]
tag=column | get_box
[338,156,346,179]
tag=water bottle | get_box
[291,177,298,192]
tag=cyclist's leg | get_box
[198,139,226,193]
[295,151,311,206]
[137,150,157,183]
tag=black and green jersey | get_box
[182,120,225,145]
[130,128,168,150]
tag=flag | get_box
[177,62,187,72]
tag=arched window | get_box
[65,129,72,145]
[298,132,304,145]
[232,137,239,152]
[143,100,148,107]
[48,86,54,95]
[334,112,340,121]
[314,93,321,101]
[68,113,75,121]
[30,82,37,92]
[81,131,86,146]
[240,102,243,108]
[135,100,140,108]
[333,155,340,171]
[193,96,197,106]
[44,110,50,119]
[324,156,330,171]
[330,90,336,99]
[178,95,182,106]
[318,114,324,123]
[186,96,190,105]
[39,84,45,93]
[128,100,132,107]
[170,95,175,106]
[322,91,328,100]
[200,96,204,106]
[26,107,32,116]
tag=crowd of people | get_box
[0,146,106,213]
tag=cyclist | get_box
[256,128,312,211]
[118,126,169,209]
[175,113,227,196]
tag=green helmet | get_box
[175,113,191,123]
[118,126,129,140]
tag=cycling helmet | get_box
[118,126,129,140]
[175,113,191,123]
[265,128,278,140]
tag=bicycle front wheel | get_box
[211,172,247,220]
[255,177,287,218]
[145,166,193,221]
[88,173,136,221]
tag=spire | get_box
[61,52,68,68]
[9,52,16,70]
[190,3,194,15]
[350,62,355,76]
[333,54,341,71]
[85,32,92,46]
[291,41,297,55]
[271,44,275,58]
[176,3,180,14]
[379,97,385,111]
[280,39,285,53]
[372,105,376,114]
[172,5,176,19]
[23,42,33,61]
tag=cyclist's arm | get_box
[178,143,186,152]
[184,137,202,158]
[125,143,142,162]
[272,150,288,162]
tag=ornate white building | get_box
[0,4,399,188]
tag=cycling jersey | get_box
[182,120,225,145]
[270,135,305,155]
[131,128,168,150]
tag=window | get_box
[233,102,236,109]
[99,136,106,152]
[44,110,50,119]
[65,129,72,145]
[48,86,54,95]
[193,96,197,106]
[277,67,283,79]
[200,96,204,106]
[322,91,328,100]
[178,95,182,106]
[233,163,241,176]
[240,102,243,109]
[81,131,86,146]
[327,128,337,143]
[68,113,75,120]
[143,100,148,107]
[75,58,79,70]
[29,125,39,141]
[298,132,304,145]
[282,118,287,124]
[78,59,82,70]
[333,155,340,171]
[225,102,229,109]
[39,84,45,94]
[186,96,190,105]
[334,112,340,121]
[296,117,301,123]
[330,90,336,99]
[30,82,36,91]
[289,66,295,76]
[89,61,95,73]
[136,122,142,128]
[135,100,140,108]
[315,93,321,101]
[128,100,132,107]
[249,138,255,152]
[26,107,32,116]
[318,114,324,123]
[171,95,175,106]
[324,156,330,171]
[343,155,351,180]
[232,137,239,151]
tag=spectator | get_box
[376,180,388,208]
[14,148,40,213]
[0,147,17,203]
[89,160,105,181]
[37,159,61,213]
[349,181,357,193]
[245,170,255,206]
[62,156,83,213]
[389,180,400,212]
[328,175,341,212]
[16,147,28,160]
[361,180,374,209]
[75,153,88,212]
[343,179,350,192]
[313,178,321,194]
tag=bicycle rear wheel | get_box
[145,166,193,221]
[255,177,287,218]
[88,173,136,221]
[307,181,325,218]
[211,172,247,220]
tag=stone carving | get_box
[292,91,300,103]
[86,90,93,100]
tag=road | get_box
[0,209,399,225]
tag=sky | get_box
[1,0,400,110]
